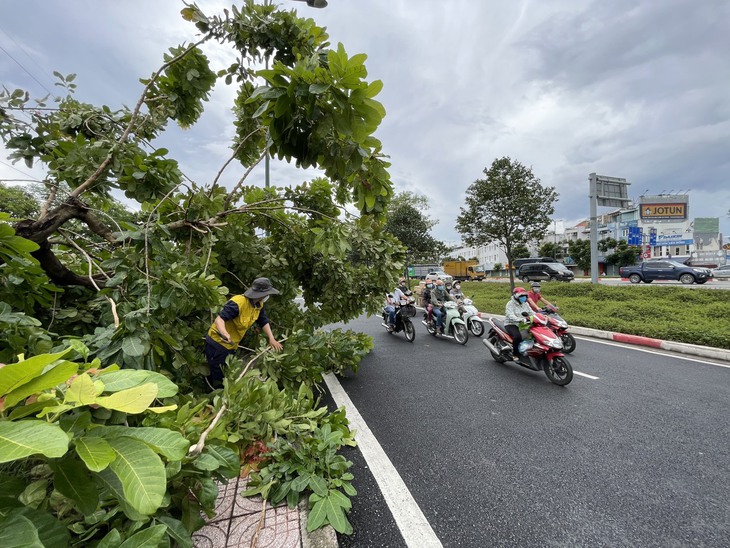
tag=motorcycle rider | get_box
[527,282,557,312]
[385,277,410,330]
[505,287,534,361]
[449,281,464,301]
[430,279,451,333]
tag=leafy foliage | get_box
[384,191,445,263]
[0,1,403,542]
[567,239,591,270]
[456,157,558,287]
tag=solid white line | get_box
[573,371,599,380]
[574,336,730,369]
[323,373,443,548]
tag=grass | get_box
[452,281,730,350]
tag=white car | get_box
[711,264,730,279]
[426,270,454,284]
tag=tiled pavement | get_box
[192,476,303,548]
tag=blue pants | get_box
[432,306,443,328]
[385,305,396,324]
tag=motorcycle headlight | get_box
[550,338,564,349]
[556,320,568,328]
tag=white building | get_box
[449,242,508,271]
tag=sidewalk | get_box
[192,476,338,548]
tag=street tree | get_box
[455,157,557,288]
[567,239,591,271]
[0,181,40,218]
[384,191,446,264]
[0,2,402,542]
[538,241,562,259]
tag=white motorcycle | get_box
[458,297,484,337]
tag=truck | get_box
[407,264,438,279]
[619,260,713,285]
[442,260,486,281]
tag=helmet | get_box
[531,282,541,289]
[513,287,528,301]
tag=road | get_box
[322,314,730,547]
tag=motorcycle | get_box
[482,312,573,386]
[381,293,417,342]
[539,307,576,354]
[458,296,484,337]
[422,300,469,344]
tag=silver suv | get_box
[426,270,454,284]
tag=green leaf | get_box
[324,492,352,534]
[4,360,78,408]
[99,370,178,398]
[105,437,166,515]
[89,426,189,460]
[75,436,116,472]
[192,452,219,471]
[96,529,122,548]
[95,383,158,413]
[0,513,44,548]
[252,100,270,119]
[118,524,167,548]
[309,475,328,497]
[0,348,72,397]
[306,498,328,532]
[65,373,101,405]
[50,456,99,515]
[3,507,70,547]
[0,473,25,509]
[204,444,240,478]
[309,83,330,94]
[121,336,146,357]
[0,421,69,463]
[157,516,193,548]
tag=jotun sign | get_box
[640,203,688,220]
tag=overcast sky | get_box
[1,0,728,243]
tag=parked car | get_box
[518,262,574,282]
[710,264,730,279]
[426,270,454,284]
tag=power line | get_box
[0,159,41,181]
[0,24,55,90]
[0,42,54,96]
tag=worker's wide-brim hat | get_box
[244,277,280,299]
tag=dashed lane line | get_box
[323,373,444,548]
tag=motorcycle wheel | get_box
[404,319,416,342]
[468,318,484,337]
[453,323,469,345]
[560,333,576,354]
[426,321,437,336]
[487,334,507,363]
[543,356,573,386]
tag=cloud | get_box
[1,0,728,242]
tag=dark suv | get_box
[518,262,574,282]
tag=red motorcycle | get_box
[539,307,576,354]
[482,312,573,386]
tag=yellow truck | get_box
[442,260,486,281]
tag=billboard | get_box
[639,203,688,220]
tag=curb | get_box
[477,312,730,363]
[299,499,339,548]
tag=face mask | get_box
[454,285,460,290]
[518,296,527,303]
[533,288,540,293]
[426,284,434,289]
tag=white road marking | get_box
[323,373,443,548]
[574,371,599,380]
[574,336,730,369]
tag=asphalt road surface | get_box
[323,314,730,547]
